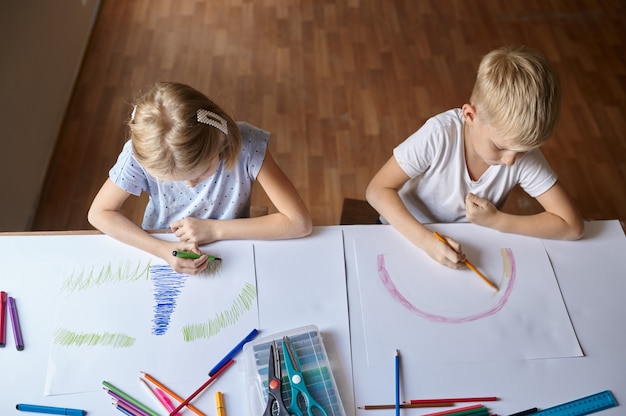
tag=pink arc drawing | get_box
[377,248,516,323]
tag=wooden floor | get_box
[32,0,626,231]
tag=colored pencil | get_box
[405,397,499,404]
[423,404,489,416]
[359,403,455,410]
[433,232,498,291]
[508,408,538,416]
[395,350,400,416]
[169,359,235,416]
[102,381,159,416]
[139,377,180,416]
[140,372,205,416]
[114,401,137,416]
[138,377,166,412]
[107,391,150,416]
[112,399,145,416]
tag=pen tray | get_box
[243,324,346,416]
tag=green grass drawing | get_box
[182,282,257,342]
[59,260,151,295]
[53,327,135,348]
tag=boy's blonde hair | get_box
[129,82,242,177]
[470,46,561,147]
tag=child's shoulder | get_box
[426,108,463,129]
[236,121,269,138]
[408,108,464,141]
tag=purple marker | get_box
[8,297,24,351]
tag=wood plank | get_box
[31,0,626,231]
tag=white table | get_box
[1,221,625,416]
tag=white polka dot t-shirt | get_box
[109,121,269,230]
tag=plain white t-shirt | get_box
[389,109,557,224]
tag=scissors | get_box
[263,341,290,416]
[282,336,329,416]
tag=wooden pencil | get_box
[433,232,498,291]
[358,402,455,410]
[140,372,205,416]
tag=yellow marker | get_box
[433,231,498,291]
[216,391,226,416]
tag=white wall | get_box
[0,0,100,231]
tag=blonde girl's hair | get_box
[128,82,242,176]
[470,46,561,147]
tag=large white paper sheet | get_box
[253,227,355,416]
[347,224,582,367]
[44,235,259,396]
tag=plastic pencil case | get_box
[243,324,346,416]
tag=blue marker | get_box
[16,404,86,416]
[208,328,259,376]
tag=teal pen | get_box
[16,404,86,416]
[172,250,221,261]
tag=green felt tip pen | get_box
[172,250,222,262]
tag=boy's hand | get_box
[465,193,499,226]
[425,233,466,269]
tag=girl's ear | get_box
[462,103,477,125]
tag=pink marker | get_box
[0,291,7,347]
[154,387,181,416]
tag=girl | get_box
[88,82,312,274]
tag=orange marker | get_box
[433,232,498,291]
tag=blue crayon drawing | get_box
[150,265,187,336]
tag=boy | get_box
[366,46,584,269]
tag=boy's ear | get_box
[462,103,477,124]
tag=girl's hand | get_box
[170,217,217,244]
[163,241,209,275]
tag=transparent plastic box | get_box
[243,325,346,416]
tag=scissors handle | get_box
[291,385,329,416]
[263,343,290,416]
[286,361,329,416]
[282,336,329,416]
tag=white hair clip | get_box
[130,105,137,123]
[197,109,229,135]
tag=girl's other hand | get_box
[171,217,216,244]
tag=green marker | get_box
[172,250,222,262]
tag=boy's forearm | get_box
[367,189,433,249]
[490,210,584,240]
